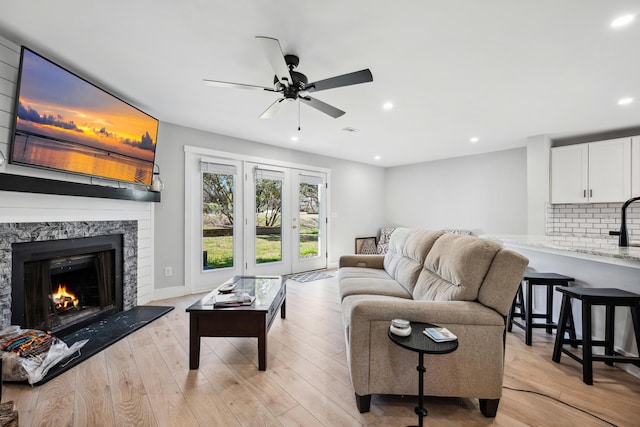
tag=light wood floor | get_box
[3,274,640,426]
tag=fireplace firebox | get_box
[11,235,123,335]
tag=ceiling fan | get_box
[203,36,373,119]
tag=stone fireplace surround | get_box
[0,221,138,330]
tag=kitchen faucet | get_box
[617,196,640,247]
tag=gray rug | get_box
[288,271,333,283]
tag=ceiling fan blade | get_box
[260,98,286,119]
[300,96,345,118]
[306,69,373,93]
[203,79,275,92]
[255,36,292,87]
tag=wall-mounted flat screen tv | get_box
[10,47,159,186]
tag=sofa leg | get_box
[355,393,371,413]
[479,398,500,417]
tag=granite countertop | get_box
[482,233,640,265]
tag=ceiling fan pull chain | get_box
[298,100,301,131]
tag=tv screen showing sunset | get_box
[11,47,159,185]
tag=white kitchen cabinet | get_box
[550,137,631,204]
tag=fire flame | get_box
[52,284,79,310]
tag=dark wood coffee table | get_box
[187,275,286,371]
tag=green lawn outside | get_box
[203,233,319,269]
[202,212,319,269]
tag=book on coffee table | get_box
[423,326,457,342]
[214,292,255,307]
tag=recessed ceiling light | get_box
[290,136,299,142]
[618,97,634,105]
[470,137,479,143]
[374,155,381,160]
[611,14,635,28]
[382,102,394,110]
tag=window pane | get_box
[202,172,234,269]
[299,182,319,259]
[255,177,282,264]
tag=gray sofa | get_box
[338,228,528,417]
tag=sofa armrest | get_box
[345,297,507,400]
[347,298,504,327]
[339,254,385,269]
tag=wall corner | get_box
[527,135,552,235]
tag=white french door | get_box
[245,163,292,275]
[185,147,329,294]
[244,165,328,276]
[185,155,243,293]
[291,170,327,273]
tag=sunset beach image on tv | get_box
[10,47,159,185]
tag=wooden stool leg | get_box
[582,301,593,385]
[605,305,615,366]
[553,294,571,363]
[525,280,533,346]
[507,289,517,332]
[518,285,525,319]
[631,304,640,363]
[567,304,578,348]
[546,285,554,334]
[508,284,524,332]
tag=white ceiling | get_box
[1,1,639,167]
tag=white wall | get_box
[384,147,528,235]
[153,122,386,292]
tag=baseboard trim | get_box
[152,285,185,301]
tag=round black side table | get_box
[388,322,458,427]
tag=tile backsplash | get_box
[546,202,640,240]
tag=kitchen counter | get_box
[485,233,640,379]
[482,234,640,268]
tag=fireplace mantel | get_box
[0,173,160,202]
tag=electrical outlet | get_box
[164,266,173,277]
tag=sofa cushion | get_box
[413,234,502,301]
[383,228,444,294]
[339,267,413,300]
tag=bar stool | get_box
[508,272,577,346]
[552,287,640,385]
